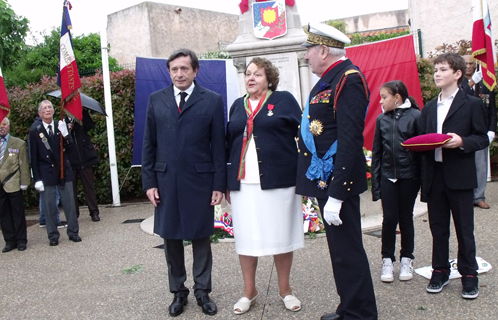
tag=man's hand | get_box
[20,185,28,190]
[225,189,231,204]
[34,181,44,192]
[146,188,160,207]
[211,191,223,206]
[323,196,343,226]
[472,69,483,84]
[488,131,495,143]
[58,120,69,137]
[443,133,463,148]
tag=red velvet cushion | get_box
[401,133,452,151]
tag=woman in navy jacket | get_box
[226,57,303,314]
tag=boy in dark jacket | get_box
[419,53,488,299]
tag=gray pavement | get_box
[1,182,497,320]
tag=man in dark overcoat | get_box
[141,48,226,317]
[295,23,378,320]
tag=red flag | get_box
[346,35,424,150]
[0,67,10,124]
[472,0,497,91]
[57,1,82,121]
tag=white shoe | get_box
[234,291,258,315]
[381,258,394,282]
[280,293,301,312]
[399,257,413,281]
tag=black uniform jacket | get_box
[226,91,301,191]
[28,119,74,186]
[296,59,369,200]
[418,89,488,201]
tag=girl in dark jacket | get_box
[371,80,421,283]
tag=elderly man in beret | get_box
[296,22,378,320]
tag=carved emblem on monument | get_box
[252,0,287,40]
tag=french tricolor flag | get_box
[0,67,10,124]
[472,0,497,91]
[57,0,82,121]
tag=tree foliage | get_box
[7,70,139,208]
[0,0,29,68]
[3,29,121,88]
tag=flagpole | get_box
[100,27,121,207]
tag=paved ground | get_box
[1,182,497,320]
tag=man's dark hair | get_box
[167,48,199,71]
[433,53,466,84]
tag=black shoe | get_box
[426,269,449,293]
[321,312,343,320]
[2,244,17,253]
[169,294,188,317]
[196,294,217,316]
[69,235,82,242]
[57,221,67,229]
[17,244,27,251]
[49,239,59,246]
[90,214,100,222]
[461,275,479,299]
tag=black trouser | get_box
[317,196,378,320]
[73,166,100,217]
[427,163,478,276]
[0,189,27,246]
[380,177,420,261]
[164,237,212,299]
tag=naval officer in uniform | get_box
[296,23,378,320]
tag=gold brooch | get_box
[317,180,328,189]
[309,119,324,136]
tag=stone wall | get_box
[409,0,498,57]
[107,2,238,65]
[342,10,410,33]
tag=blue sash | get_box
[301,97,337,186]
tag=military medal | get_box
[317,180,328,190]
[309,119,324,136]
[267,104,274,116]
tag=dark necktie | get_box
[179,92,188,111]
[0,137,5,165]
[47,124,53,137]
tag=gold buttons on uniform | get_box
[304,153,308,156]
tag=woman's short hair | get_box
[246,57,280,91]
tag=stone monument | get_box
[226,0,311,108]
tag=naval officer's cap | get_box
[302,22,351,48]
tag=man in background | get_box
[461,54,496,209]
[0,117,30,252]
[67,109,101,221]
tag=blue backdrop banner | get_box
[132,57,237,166]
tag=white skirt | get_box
[230,184,304,256]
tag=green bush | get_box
[7,69,141,208]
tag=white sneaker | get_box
[381,258,394,282]
[399,257,413,281]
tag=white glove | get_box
[472,69,483,84]
[58,120,69,137]
[488,131,495,143]
[323,197,343,226]
[20,185,28,190]
[34,181,44,192]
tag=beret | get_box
[401,133,452,151]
